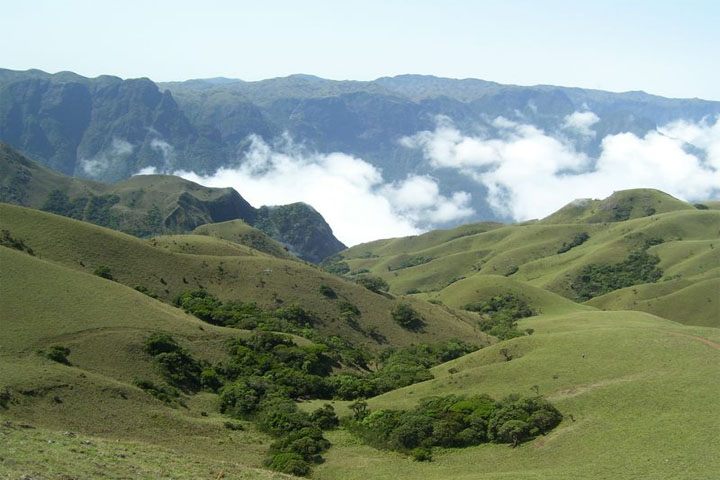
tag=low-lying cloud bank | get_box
[402,114,720,221]
[168,136,474,246]
[135,113,719,246]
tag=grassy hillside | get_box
[540,188,693,224]
[419,274,595,316]
[0,142,345,262]
[194,219,296,259]
[314,310,720,479]
[0,203,487,351]
[332,190,719,327]
[2,187,718,479]
[0,246,299,478]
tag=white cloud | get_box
[150,139,176,169]
[80,138,134,177]
[135,166,158,175]
[170,135,474,246]
[402,115,720,221]
[562,110,600,138]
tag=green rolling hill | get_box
[1,185,718,479]
[0,142,345,262]
[332,190,719,328]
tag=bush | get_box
[0,229,34,255]
[219,379,266,417]
[144,333,181,356]
[356,275,390,294]
[200,368,223,392]
[134,285,159,299]
[0,388,12,409]
[319,284,337,298]
[411,447,433,462]
[265,452,310,476]
[571,248,663,300]
[93,265,113,280]
[310,404,339,430]
[142,333,202,392]
[391,302,424,331]
[464,294,535,340]
[40,346,71,365]
[387,255,433,271]
[557,232,590,254]
[348,393,561,457]
[223,421,245,431]
[133,379,180,404]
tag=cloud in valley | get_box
[402,114,720,221]
[80,138,134,177]
[562,110,600,138]
[170,135,474,246]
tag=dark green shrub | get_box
[274,305,315,327]
[387,255,433,271]
[0,388,11,409]
[348,393,561,457]
[93,265,113,280]
[464,294,535,340]
[310,404,339,430]
[142,333,202,392]
[694,203,709,210]
[391,302,425,331]
[223,421,245,431]
[256,398,314,435]
[154,351,202,392]
[571,249,663,300]
[40,346,71,365]
[319,284,337,298]
[134,285,159,299]
[350,399,369,420]
[143,333,181,356]
[411,447,433,462]
[133,379,180,404]
[557,232,590,254]
[200,368,223,392]
[356,275,390,294]
[0,229,34,255]
[321,256,350,276]
[219,379,267,417]
[265,452,310,476]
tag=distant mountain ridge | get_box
[1,67,719,223]
[0,143,345,262]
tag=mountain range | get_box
[2,68,719,225]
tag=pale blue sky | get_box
[1,0,718,99]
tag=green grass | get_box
[313,310,720,479]
[2,188,719,479]
[0,246,299,476]
[336,190,719,327]
[193,219,295,260]
[148,233,263,257]
[0,203,487,351]
[0,420,296,479]
[420,274,594,316]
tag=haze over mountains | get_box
[2,68,719,245]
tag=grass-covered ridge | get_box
[0,142,345,262]
[334,189,719,328]
[0,202,486,350]
[1,186,719,479]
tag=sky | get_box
[1,0,719,100]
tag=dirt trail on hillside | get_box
[669,332,720,350]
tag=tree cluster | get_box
[464,294,536,340]
[348,393,562,459]
[571,245,663,300]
